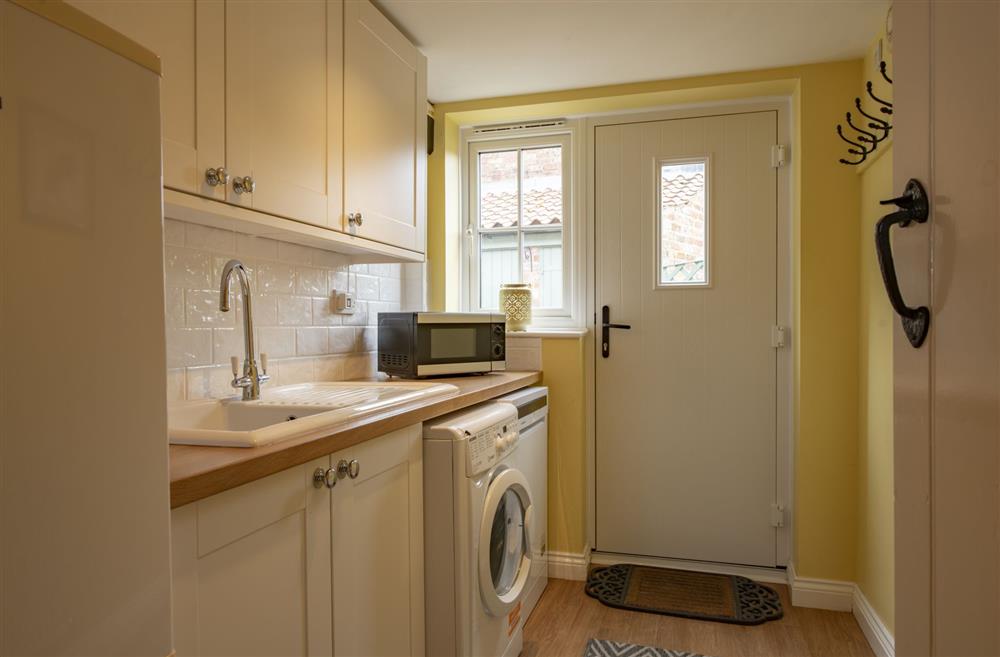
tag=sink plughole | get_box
[168,381,459,447]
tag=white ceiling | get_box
[376,0,889,104]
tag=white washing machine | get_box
[492,387,548,622]
[424,402,535,657]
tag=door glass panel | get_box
[489,487,526,596]
[480,231,518,310]
[659,160,707,285]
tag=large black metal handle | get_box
[875,179,930,348]
[601,305,631,358]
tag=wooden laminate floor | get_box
[522,579,874,657]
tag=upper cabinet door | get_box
[66,0,226,199]
[225,0,342,228]
[344,0,427,253]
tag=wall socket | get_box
[332,290,355,314]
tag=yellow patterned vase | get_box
[499,283,532,331]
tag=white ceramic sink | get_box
[168,381,459,448]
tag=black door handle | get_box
[601,305,631,358]
[875,178,930,348]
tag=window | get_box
[658,158,709,287]
[466,132,573,320]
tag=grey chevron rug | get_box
[584,639,709,657]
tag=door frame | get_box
[583,98,794,567]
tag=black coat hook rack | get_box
[838,61,893,166]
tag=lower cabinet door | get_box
[171,457,333,657]
[331,424,425,657]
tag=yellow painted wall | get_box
[856,34,895,633]
[428,61,863,580]
[538,338,588,553]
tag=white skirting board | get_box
[852,586,895,657]
[547,546,591,581]
[787,562,894,657]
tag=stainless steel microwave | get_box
[377,312,506,378]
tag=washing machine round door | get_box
[478,467,534,617]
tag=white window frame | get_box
[461,122,584,328]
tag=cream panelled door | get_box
[226,0,342,227]
[595,112,779,567]
[344,0,427,253]
[171,458,333,657]
[67,0,226,199]
[331,424,425,657]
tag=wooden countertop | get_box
[169,370,541,508]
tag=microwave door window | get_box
[431,328,478,359]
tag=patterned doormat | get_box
[585,638,708,657]
[585,564,783,625]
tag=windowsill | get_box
[506,327,589,339]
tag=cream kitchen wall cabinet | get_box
[225,0,341,229]
[171,425,424,657]
[344,0,428,254]
[69,0,427,260]
[66,0,226,200]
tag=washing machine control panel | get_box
[466,421,519,475]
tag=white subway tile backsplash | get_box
[256,262,296,294]
[186,289,234,326]
[379,276,401,302]
[257,327,296,358]
[329,326,357,353]
[163,219,186,246]
[355,274,379,300]
[163,220,410,401]
[164,287,185,328]
[277,241,314,265]
[313,355,345,381]
[186,223,236,253]
[296,267,328,296]
[237,233,279,260]
[344,353,376,380]
[296,327,328,356]
[185,365,235,400]
[329,270,350,295]
[311,296,341,326]
[277,295,313,326]
[273,358,314,386]
[166,327,213,368]
[211,328,243,365]
[166,369,186,402]
[164,246,212,289]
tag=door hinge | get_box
[771,325,788,348]
[771,144,787,168]
[770,504,785,528]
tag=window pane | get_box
[479,231,519,310]
[520,146,562,227]
[523,229,563,308]
[660,161,707,285]
[479,150,518,229]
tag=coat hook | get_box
[837,124,870,165]
[846,111,879,146]
[867,81,893,115]
[879,60,893,84]
[854,97,892,137]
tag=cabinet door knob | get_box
[313,467,336,489]
[348,459,360,479]
[233,175,255,195]
[348,212,363,227]
[205,167,229,187]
